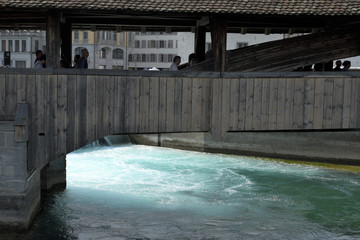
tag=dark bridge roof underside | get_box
[1,0,360,33]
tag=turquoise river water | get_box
[19,144,360,239]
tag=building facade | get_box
[0,30,45,68]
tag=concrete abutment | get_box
[129,131,360,165]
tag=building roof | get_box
[1,0,360,16]
[1,1,360,34]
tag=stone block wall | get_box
[0,121,40,232]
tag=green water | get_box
[19,144,360,239]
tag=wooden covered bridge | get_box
[1,0,360,232]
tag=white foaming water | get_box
[22,144,360,240]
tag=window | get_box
[150,54,156,62]
[120,32,125,44]
[168,54,173,62]
[237,42,248,48]
[113,32,117,42]
[128,54,133,62]
[141,40,146,48]
[2,40,6,51]
[15,61,26,68]
[83,31,88,43]
[159,40,165,48]
[8,40,13,51]
[22,40,26,52]
[15,40,19,52]
[167,40,173,48]
[103,31,111,40]
[112,48,124,59]
[149,40,156,48]
[100,48,106,59]
[74,31,79,43]
[34,40,39,52]
[135,40,140,48]
[158,54,165,62]
[142,54,146,62]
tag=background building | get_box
[0,30,45,68]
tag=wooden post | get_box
[60,22,72,68]
[210,16,227,72]
[46,10,61,68]
[195,26,206,62]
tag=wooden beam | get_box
[195,26,206,62]
[210,16,227,72]
[46,10,61,68]
[60,22,72,68]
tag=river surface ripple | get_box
[20,144,360,239]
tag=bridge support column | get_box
[0,121,41,232]
[41,155,66,191]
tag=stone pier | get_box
[0,121,40,232]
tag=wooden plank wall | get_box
[0,73,359,169]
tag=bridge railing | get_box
[1,69,359,169]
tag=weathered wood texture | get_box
[1,73,359,169]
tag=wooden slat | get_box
[149,76,159,132]
[268,78,278,130]
[229,78,239,131]
[202,78,211,131]
[323,77,334,128]
[292,77,305,129]
[355,78,360,128]
[105,75,115,136]
[77,75,87,147]
[245,78,254,130]
[135,77,141,133]
[36,74,46,168]
[181,77,192,131]
[276,78,287,129]
[57,75,67,157]
[349,78,357,128]
[221,78,231,135]
[125,76,136,133]
[332,77,344,128]
[139,76,150,133]
[158,77,167,132]
[26,75,37,169]
[342,78,351,128]
[313,77,325,129]
[45,74,58,162]
[166,77,175,132]
[238,78,247,130]
[86,75,96,144]
[114,76,126,133]
[284,78,295,129]
[191,78,202,131]
[253,78,262,130]
[174,77,182,132]
[261,78,270,130]
[0,73,5,115]
[303,77,315,129]
[210,78,222,138]
[66,75,77,153]
[5,74,17,115]
[16,74,27,103]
